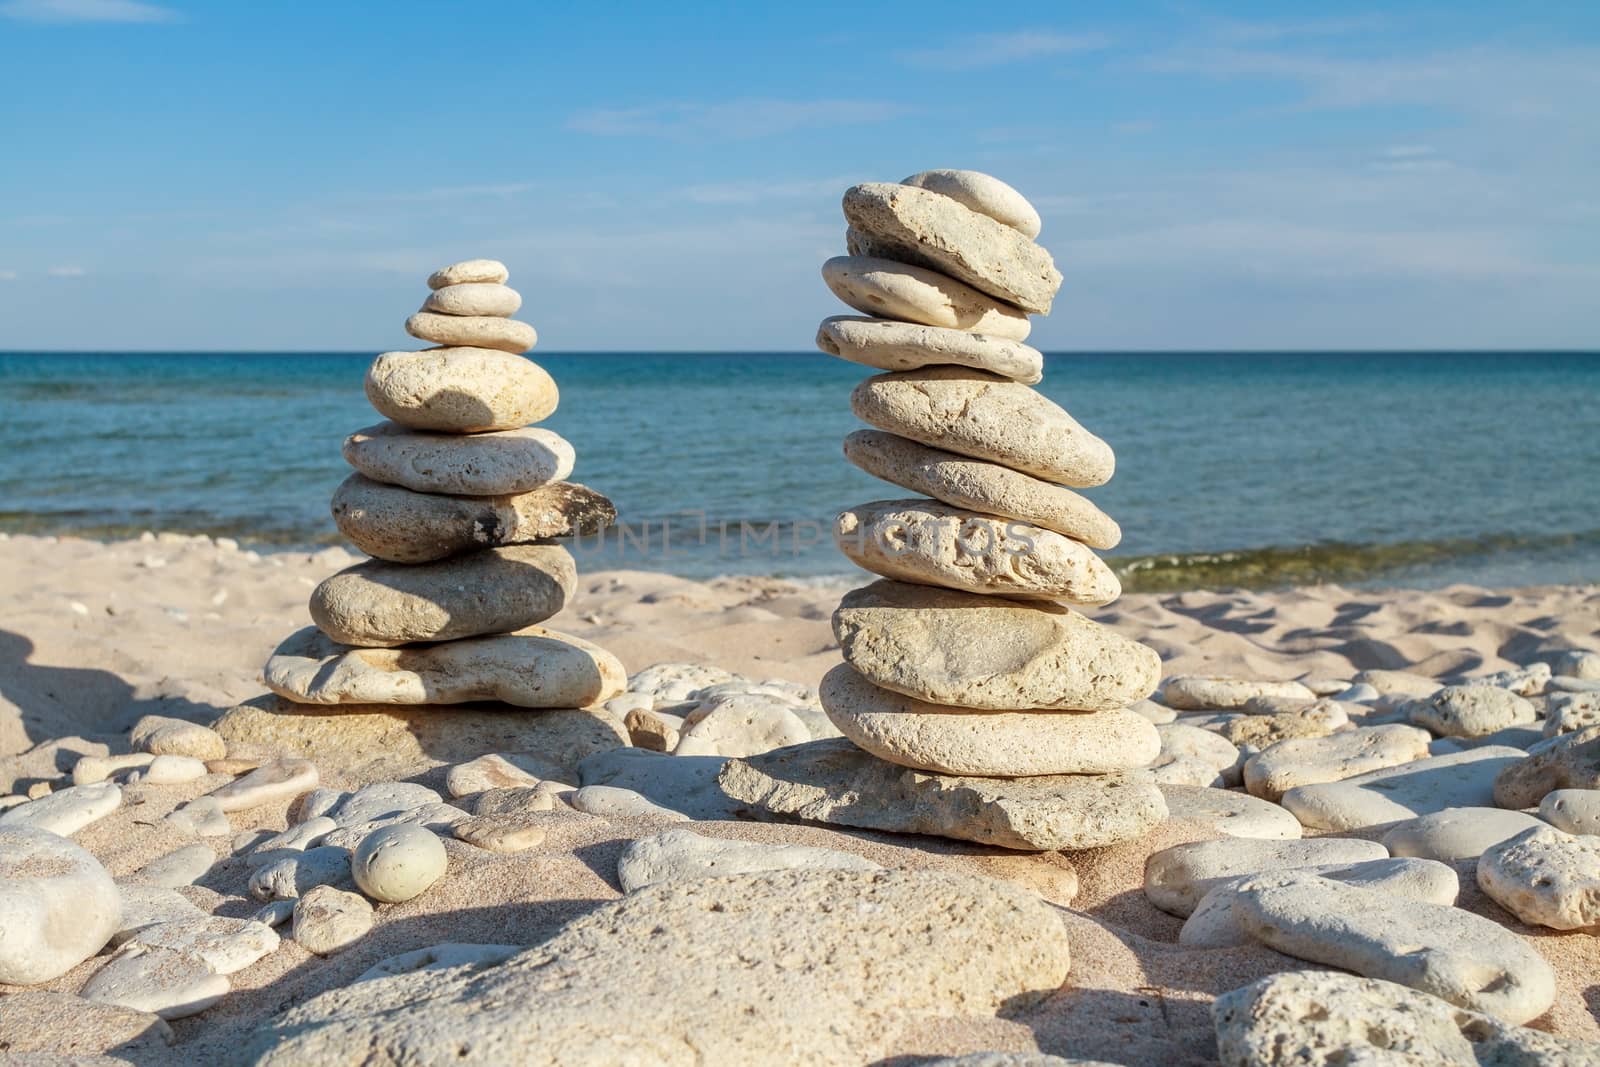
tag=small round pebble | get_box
[351,823,447,904]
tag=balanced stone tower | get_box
[256,259,626,751]
[721,172,1168,851]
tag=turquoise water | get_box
[1,351,1596,590]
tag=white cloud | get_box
[0,0,178,23]
[673,176,857,206]
[46,265,86,277]
[567,99,905,140]
[899,30,1108,71]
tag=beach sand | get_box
[2,531,1597,1063]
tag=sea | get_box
[2,351,1596,592]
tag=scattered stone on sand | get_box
[833,580,1157,711]
[835,500,1121,604]
[820,255,1031,341]
[137,753,208,784]
[130,715,227,761]
[451,814,547,853]
[1242,723,1433,802]
[817,317,1043,383]
[842,182,1061,313]
[245,869,1072,1066]
[1212,970,1596,1067]
[247,817,336,864]
[0,827,121,985]
[445,753,546,797]
[404,311,537,353]
[80,943,230,1020]
[1382,806,1549,862]
[1545,691,1600,737]
[720,739,1166,851]
[851,367,1113,487]
[1494,725,1600,808]
[616,828,882,892]
[820,664,1159,776]
[112,884,206,946]
[365,347,554,433]
[308,545,575,647]
[208,758,318,813]
[1161,676,1318,711]
[1159,784,1302,839]
[292,885,373,956]
[350,823,447,903]
[249,846,353,901]
[1182,857,1459,949]
[121,915,279,975]
[165,797,232,837]
[263,625,626,708]
[1540,787,1600,835]
[1407,684,1538,738]
[125,842,215,887]
[72,752,153,785]
[1152,723,1243,786]
[842,430,1120,547]
[902,168,1043,238]
[473,786,557,816]
[1280,745,1524,831]
[1477,824,1600,930]
[1143,836,1389,917]
[0,781,120,836]
[329,473,616,563]
[342,422,575,496]
[571,784,691,822]
[1231,870,1555,1023]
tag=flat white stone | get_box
[73,753,153,785]
[249,846,353,901]
[1539,788,1600,834]
[1143,836,1388,917]
[123,915,279,975]
[81,944,229,1020]
[404,313,537,354]
[821,255,1031,341]
[1232,870,1555,1024]
[1242,724,1433,803]
[901,169,1042,238]
[1381,806,1548,862]
[112,885,206,948]
[1182,857,1458,948]
[1477,824,1600,930]
[125,843,215,888]
[0,827,122,985]
[1279,746,1523,831]
[1162,676,1317,711]
[351,824,447,904]
[1159,785,1302,840]
[427,258,507,289]
[208,759,318,813]
[365,348,554,432]
[131,715,227,760]
[817,316,1042,382]
[247,817,336,866]
[293,885,373,956]
[165,797,232,837]
[420,282,521,317]
[355,942,519,984]
[617,828,880,892]
[0,782,120,836]
[137,755,208,784]
[446,754,543,797]
[1151,723,1243,787]
[342,422,574,496]
[571,785,691,822]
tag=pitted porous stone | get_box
[721,739,1166,851]
[1494,725,1600,808]
[1212,971,1597,1067]
[821,256,1031,341]
[1143,836,1389,917]
[244,868,1073,1067]
[342,423,574,496]
[419,282,521,318]
[843,431,1119,548]
[427,259,508,289]
[1242,724,1434,802]
[264,625,625,709]
[309,545,575,647]
[901,169,1043,239]
[404,313,537,354]
[1477,824,1600,930]
[330,473,615,564]
[1159,785,1302,840]
[1406,684,1537,738]
[364,348,555,432]
[1161,676,1318,711]
[1541,788,1600,835]
[817,317,1042,383]
[1280,746,1522,831]
[851,368,1113,487]
[835,500,1120,604]
[820,665,1159,777]
[1544,691,1600,737]
[833,580,1158,711]
[1231,870,1555,1024]
[842,182,1061,313]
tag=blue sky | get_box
[1,0,1596,351]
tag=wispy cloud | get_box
[1204,14,1391,44]
[567,98,905,140]
[900,30,1108,71]
[380,182,537,203]
[0,0,178,23]
[0,271,18,282]
[46,265,86,277]
[673,176,857,206]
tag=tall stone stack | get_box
[721,171,1169,852]
[259,259,626,724]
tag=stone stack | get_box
[260,259,626,722]
[721,171,1167,851]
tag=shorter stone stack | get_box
[261,259,626,718]
[722,171,1167,852]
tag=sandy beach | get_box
[3,531,1597,1064]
